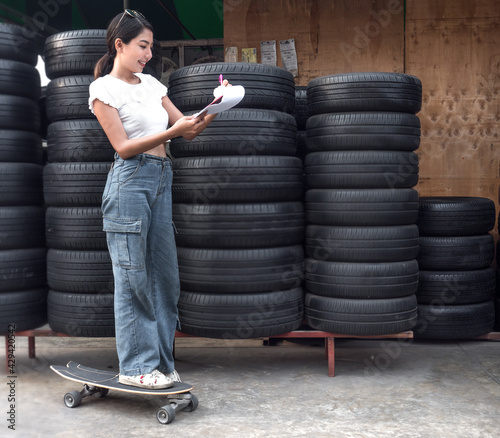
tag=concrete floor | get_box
[2,329,499,438]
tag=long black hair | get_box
[94,11,153,79]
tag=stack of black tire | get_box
[415,197,496,338]
[303,72,422,335]
[43,30,115,337]
[0,23,46,333]
[168,63,305,339]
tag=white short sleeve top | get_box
[88,73,169,139]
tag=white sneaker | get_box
[165,369,182,382]
[119,369,173,389]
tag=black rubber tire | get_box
[417,268,496,305]
[47,289,114,315]
[47,290,115,337]
[293,86,308,130]
[46,75,94,122]
[43,162,109,206]
[170,109,297,157]
[0,163,43,206]
[0,206,45,250]
[305,259,419,299]
[306,112,421,152]
[168,62,295,113]
[417,235,495,271]
[47,119,114,162]
[0,23,38,66]
[0,289,48,334]
[44,30,107,79]
[46,207,106,250]
[305,188,419,226]
[0,59,40,100]
[305,224,419,262]
[173,202,304,248]
[179,289,303,320]
[47,249,113,294]
[0,248,46,292]
[177,245,304,294]
[178,288,303,339]
[414,300,495,339]
[307,72,422,115]
[0,94,40,132]
[305,294,418,335]
[305,151,419,189]
[0,130,43,163]
[44,29,162,80]
[172,156,304,203]
[417,197,496,236]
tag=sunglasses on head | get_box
[114,9,145,31]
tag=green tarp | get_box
[0,0,223,49]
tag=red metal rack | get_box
[6,329,500,377]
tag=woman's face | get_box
[118,28,154,73]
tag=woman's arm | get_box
[93,99,204,159]
[94,80,229,160]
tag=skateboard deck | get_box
[51,361,198,424]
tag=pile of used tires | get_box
[414,197,496,338]
[1,21,498,343]
[168,63,305,338]
[43,30,115,337]
[0,23,47,333]
[303,72,422,335]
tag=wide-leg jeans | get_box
[102,153,179,376]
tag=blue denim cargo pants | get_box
[102,153,180,376]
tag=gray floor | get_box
[2,330,499,438]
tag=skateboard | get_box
[50,361,198,424]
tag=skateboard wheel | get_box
[156,405,176,424]
[184,393,199,412]
[64,390,82,408]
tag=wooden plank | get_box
[224,0,405,84]
[406,0,500,241]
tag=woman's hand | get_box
[167,79,232,141]
[171,115,206,140]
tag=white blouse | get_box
[88,73,169,140]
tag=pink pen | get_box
[219,74,223,86]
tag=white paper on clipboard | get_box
[192,85,245,118]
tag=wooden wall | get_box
[224,0,405,80]
[406,0,500,243]
[224,0,500,242]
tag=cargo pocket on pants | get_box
[103,217,143,269]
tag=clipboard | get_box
[192,85,245,118]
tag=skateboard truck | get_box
[64,384,108,408]
[157,393,198,424]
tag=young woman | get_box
[89,10,227,389]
